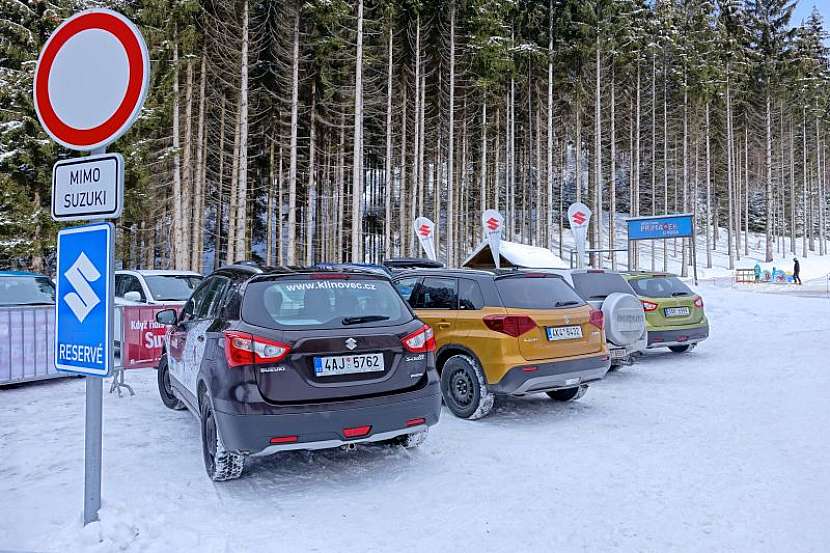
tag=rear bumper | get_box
[214,374,442,454]
[488,354,610,396]
[647,322,709,348]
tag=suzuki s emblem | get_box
[345,337,357,350]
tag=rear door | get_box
[409,276,458,346]
[495,275,604,361]
[181,275,232,394]
[243,275,425,403]
[631,276,703,327]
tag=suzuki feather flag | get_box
[567,202,592,269]
[482,209,504,269]
[413,217,437,261]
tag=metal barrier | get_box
[1,303,179,390]
[0,305,61,386]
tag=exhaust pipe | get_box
[340,443,357,452]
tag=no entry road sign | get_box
[52,153,124,221]
[33,9,149,151]
[55,222,114,377]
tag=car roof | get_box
[116,269,203,277]
[0,270,49,278]
[393,267,565,280]
[621,270,676,278]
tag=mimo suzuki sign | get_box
[52,153,124,220]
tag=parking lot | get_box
[2,284,828,553]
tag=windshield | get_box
[571,272,634,300]
[495,276,585,309]
[0,276,56,306]
[242,277,413,329]
[144,275,203,301]
[628,276,693,298]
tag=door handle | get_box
[438,322,452,329]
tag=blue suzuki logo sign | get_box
[55,222,114,376]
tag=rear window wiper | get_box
[587,295,608,300]
[671,292,690,297]
[341,315,390,326]
[555,300,580,307]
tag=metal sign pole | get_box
[83,376,103,524]
[82,146,107,525]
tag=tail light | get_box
[402,324,436,353]
[405,417,426,427]
[224,331,290,367]
[589,309,604,330]
[694,296,704,309]
[641,300,658,312]
[343,425,372,439]
[483,315,537,337]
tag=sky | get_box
[793,0,830,25]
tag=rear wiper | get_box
[587,295,608,300]
[671,292,690,297]
[342,315,390,325]
[555,300,580,307]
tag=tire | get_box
[440,354,494,420]
[200,396,245,481]
[669,345,691,353]
[546,385,588,402]
[157,355,185,410]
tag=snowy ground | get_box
[2,285,829,553]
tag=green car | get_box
[622,272,709,353]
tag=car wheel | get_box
[157,355,185,410]
[546,385,588,402]
[669,345,691,353]
[440,354,494,420]
[200,396,244,481]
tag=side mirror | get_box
[124,291,143,303]
[156,309,177,326]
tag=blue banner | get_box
[55,222,114,376]
[627,215,694,241]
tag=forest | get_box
[1,0,828,275]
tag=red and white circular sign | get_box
[33,9,149,151]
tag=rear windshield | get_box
[242,277,413,330]
[571,272,634,301]
[628,276,693,298]
[145,275,203,301]
[0,276,55,306]
[495,277,585,309]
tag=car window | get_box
[394,277,420,304]
[122,275,146,301]
[144,275,202,302]
[114,275,127,297]
[194,276,231,319]
[458,279,484,310]
[628,276,693,298]
[179,280,212,322]
[570,272,634,300]
[242,277,413,330]
[417,277,458,310]
[0,276,55,306]
[495,276,585,309]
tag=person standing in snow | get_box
[793,258,802,285]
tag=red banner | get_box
[121,305,180,369]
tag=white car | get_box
[113,271,203,360]
[545,268,647,366]
[114,270,203,305]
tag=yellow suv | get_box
[393,269,610,419]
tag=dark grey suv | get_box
[155,264,441,480]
